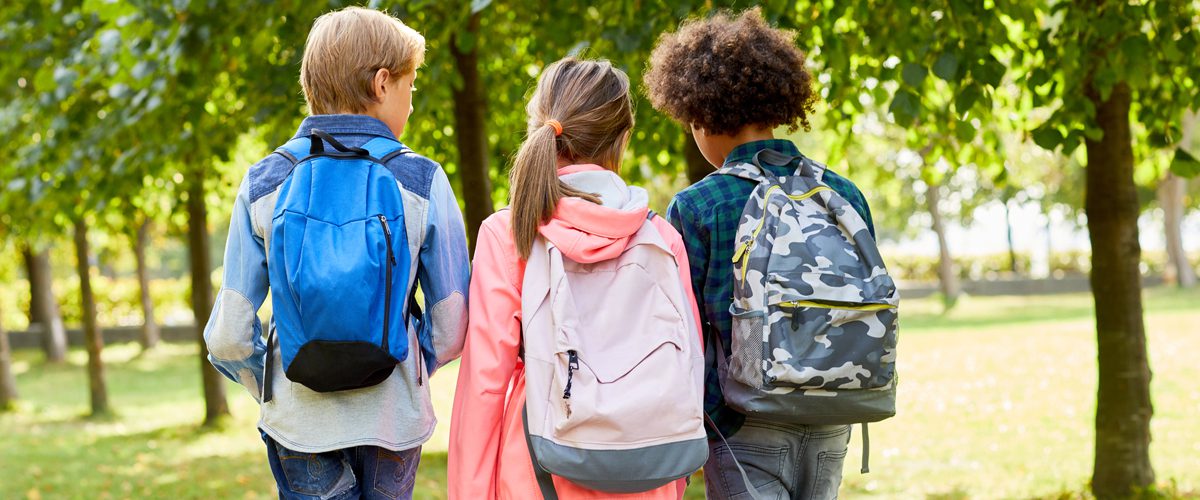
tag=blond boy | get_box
[204,7,469,499]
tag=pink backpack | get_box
[519,214,707,496]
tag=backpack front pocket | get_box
[730,271,898,392]
[275,213,406,392]
[763,300,897,390]
[548,339,701,446]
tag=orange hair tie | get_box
[545,119,563,137]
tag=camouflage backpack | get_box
[716,148,899,473]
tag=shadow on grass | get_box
[9,421,277,499]
[926,486,971,500]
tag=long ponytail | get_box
[509,58,633,260]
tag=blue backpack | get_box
[262,130,419,400]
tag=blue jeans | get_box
[262,432,421,500]
[704,418,851,500]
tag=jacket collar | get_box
[292,114,397,140]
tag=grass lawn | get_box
[2,287,1198,499]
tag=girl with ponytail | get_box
[448,57,704,499]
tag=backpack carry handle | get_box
[309,129,371,156]
[751,148,816,179]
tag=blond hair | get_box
[300,7,425,115]
[510,58,635,260]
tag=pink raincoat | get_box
[448,164,704,499]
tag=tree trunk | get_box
[73,217,109,416]
[22,246,67,363]
[451,11,493,254]
[1046,211,1054,269]
[187,176,230,426]
[926,182,961,307]
[23,249,38,326]
[1085,81,1155,498]
[684,131,711,185]
[1003,199,1018,274]
[135,221,161,349]
[1160,172,1196,287]
[1160,111,1196,288]
[0,302,18,411]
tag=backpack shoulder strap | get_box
[798,156,828,182]
[272,137,310,165]
[703,414,766,500]
[523,407,559,500]
[361,136,409,163]
[630,209,677,258]
[714,160,769,183]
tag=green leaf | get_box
[1119,34,1151,64]
[872,84,889,104]
[933,52,959,81]
[955,120,977,143]
[1031,126,1063,150]
[1148,131,1170,149]
[975,56,1005,87]
[889,89,920,127]
[993,166,1009,185]
[1147,124,1181,148]
[1171,148,1200,178]
[901,63,927,87]
[955,85,981,115]
[1061,132,1082,155]
[1029,68,1050,88]
[1093,66,1119,101]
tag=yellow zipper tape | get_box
[780,300,893,311]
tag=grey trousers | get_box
[704,418,851,500]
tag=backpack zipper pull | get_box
[416,341,424,386]
[791,306,802,330]
[377,215,397,266]
[563,350,579,399]
[732,242,748,263]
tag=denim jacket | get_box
[203,114,470,453]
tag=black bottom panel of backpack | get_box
[287,341,399,393]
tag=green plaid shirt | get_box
[665,139,876,437]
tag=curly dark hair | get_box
[643,8,818,136]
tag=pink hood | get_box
[538,164,651,264]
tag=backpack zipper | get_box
[380,215,424,386]
[377,215,396,354]
[784,300,891,329]
[563,350,579,418]
[563,350,579,399]
[732,185,833,284]
[780,300,891,311]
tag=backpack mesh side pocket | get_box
[729,309,765,389]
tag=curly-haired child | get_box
[645,8,878,500]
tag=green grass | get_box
[2,287,1199,499]
[900,286,1200,331]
